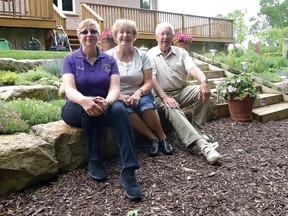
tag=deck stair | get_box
[66,30,80,51]
[190,53,288,123]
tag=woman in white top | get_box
[106,19,173,157]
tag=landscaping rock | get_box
[0,120,117,196]
[0,58,49,73]
[31,121,89,173]
[0,133,58,195]
[0,85,59,101]
[31,121,116,173]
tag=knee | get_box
[110,101,127,114]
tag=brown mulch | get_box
[1,117,288,216]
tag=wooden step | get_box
[204,70,225,79]
[67,30,79,51]
[253,93,283,108]
[252,102,288,122]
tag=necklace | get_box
[119,60,133,75]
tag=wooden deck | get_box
[82,3,234,43]
[0,1,234,50]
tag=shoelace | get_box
[201,142,219,154]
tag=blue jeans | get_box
[125,92,156,116]
[61,100,140,171]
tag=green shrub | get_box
[0,105,29,134]
[41,59,63,78]
[4,99,64,127]
[15,67,60,85]
[0,71,17,86]
[263,53,282,57]
[215,49,288,83]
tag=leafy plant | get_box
[4,99,64,127]
[15,67,60,85]
[41,59,63,78]
[0,107,29,134]
[217,74,260,100]
[0,71,17,86]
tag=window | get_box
[140,0,150,9]
[53,0,75,13]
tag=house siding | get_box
[65,0,158,30]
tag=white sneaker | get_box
[198,142,221,164]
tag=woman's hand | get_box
[126,90,142,108]
[80,96,106,116]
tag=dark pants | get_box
[61,100,140,171]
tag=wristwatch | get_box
[138,88,145,96]
[201,78,209,84]
[104,100,113,108]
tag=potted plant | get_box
[173,32,194,51]
[217,74,260,121]
[99,29,116,51]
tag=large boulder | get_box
[0,121,117,197]
[0,133,58,195]
[31,121,89,173]
[0,85,59,101]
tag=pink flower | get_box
[100,29,113,40]
[173,32,194,44]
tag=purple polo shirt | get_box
[62,47,119,103]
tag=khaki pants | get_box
[155,85,209,147]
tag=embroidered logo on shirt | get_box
[103,64,111,72]
[78,66,84,70]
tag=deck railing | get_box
[84,3,234,41]
[0,1,234,42]
[0,0,53,19]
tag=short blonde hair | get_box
[77,18,100,36]
[111,19,138,40]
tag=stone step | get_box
[252,102,288,123]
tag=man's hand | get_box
[198,82,211,101]
[162,96,180,108]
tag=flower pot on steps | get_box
[228,96,255,121]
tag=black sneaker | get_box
[88,160,108,182]
[149,139,160,157]
[119,176,142,201]
[159,139,173,155]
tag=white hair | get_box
[155,22,175,35]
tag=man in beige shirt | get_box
[147,22,221,164]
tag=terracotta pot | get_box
[228,96,255,121]
[101,38,116,51]
[175,42,190,51]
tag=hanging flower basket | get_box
[100,29,116,51]
[173,32,194,51]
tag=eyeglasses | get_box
[80,29,99,35]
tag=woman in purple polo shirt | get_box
[61,18,142,201]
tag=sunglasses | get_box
[80,29,99,35]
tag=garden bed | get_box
[0,117,287,215]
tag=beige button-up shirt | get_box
[147,46,196,92]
